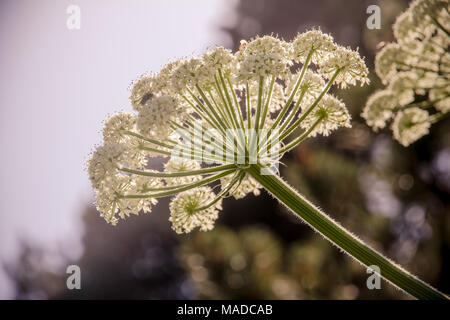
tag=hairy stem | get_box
[276,117,321,155]
[121,169,235,199]
[280,69,340,141]
[120,163,236,178]
[194,170,244,211]
[271,50,313,130]
[260,75,276,128]
[122,130,175,149]
[247,164,448,300]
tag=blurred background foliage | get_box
[6,0,450,299]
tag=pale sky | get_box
[0,0,237,298]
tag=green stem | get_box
[139,146,172,157]
[254,76,265,133]
[260,75,276,129]
[395,61,442,74]
[207,89,233,129]
[247,164,448,300]
[194,171,244,211]
[246,82,252,130]
[429,110,449,124]
[122,130,174,149]
[278,88,307,133]
[214,76,238,130]
[258,87,308,154]
[169,119,235,163]
[184,89,226,136]
[431,17,450,38]
[120,163,236,178]
[270,49,313,131]
[224,74,247,153]
[165,126,222,163]
[195,85,230,134]
[276,117,321,155]
[226,75,245,130]
[393,94,450,112]
[218,69,241,129]
[280,69,340,141]
[248,77,264,163]
[183,117,234,159]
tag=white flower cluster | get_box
[363,0,449,146]
[392,107,431,147]
[169,186,222,234]
[87,30,369,233]
[137,96,185,140]
[237,35,291,81]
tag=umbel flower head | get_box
[362,0,449,146]
[87,30,369,232]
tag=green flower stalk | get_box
[87,29,447,299]
[362,0,449,146]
